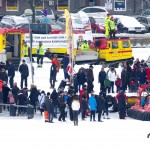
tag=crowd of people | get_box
[0,54,149,125]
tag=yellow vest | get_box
[109,20,115,30]
[105,17,110,28]
[36,45,45,55]
[24,46,28,56]
[81,43,89,51]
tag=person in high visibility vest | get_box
[81,40,89,51]
[104,13,111,38]
[109,16,116,39]
[23,42,29,57]
[36,41,45,67]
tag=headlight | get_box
[141,27,146,30]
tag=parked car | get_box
[57,15,84,30]
[71,6,108,17]
[21,9,55,22]
[1,15,29,27]
[133,9,150,17]
[37,18,63,34]
[114,15,146,33]
[136,16,150,32]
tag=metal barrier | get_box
[0,103,34,119]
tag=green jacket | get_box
[36,45,45,55]
[104,17,110,28]
[104,78,111,87]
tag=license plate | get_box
[136,29,141,32]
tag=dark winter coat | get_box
[12,86,20,103]
[81,98,87,110]
[98,71,106,83]
[118,92,126,111]
[50,90,58,106]
[17,93,27,105]
[87,69,94,83]
[138,70,147,84]
[8,63,15,77]
[58,95,66,109]
[58,80,66,90]
[0,90,3,103]
[61,56,69,70]
[121,70,130,84]
[0,72,8,83]
[96,95,105,111]
[77,71,86,85]
[29,87,39,105]
[19,64,29,77]
[2,85,10,103]
[43,100,54,113]
[50,64,57,78]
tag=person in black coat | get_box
[19,60,29,89]
[0,89,3,113]
[81,94,88,120]
[0,68,8,84]
[138,67,147,86]
[17,90,27,115]
[50,61,57,88]
[50,88,58,118]
[77,68,86,92]
[29,84,39,113]
[2,82,10,110]
[58,91,66,122]
[58,79,68,91]
[117,90,126,119]
[121,67,130,92]
[43,96,54,123]
[87,65,94,93]
[61,54,69,79]
[8,60,15,88]
[12,82,20,103]
[98,67,106,92]
[96,92,105,122]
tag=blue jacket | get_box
[88,96,97,111]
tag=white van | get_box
[1,15,29,27]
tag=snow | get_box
[0,48,150,150]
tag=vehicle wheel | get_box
[123,28,128,33]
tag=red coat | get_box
[115,78,122,86]
[116,92,127,103]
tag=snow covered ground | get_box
[0,48,150,150]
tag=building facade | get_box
[0,0,149,16]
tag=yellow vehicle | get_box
[0,28,24,61]
[95,37,133,64]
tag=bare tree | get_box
[27,0,43,23]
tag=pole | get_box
[29,23,34,84]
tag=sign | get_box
[114,0,126,11]
[57,0,68,11]
[105,0,112,10]
[24,34,93,49]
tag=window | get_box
[34,0,44,10]
[82,8,90,13]
[35,11,43,16]
[6,0,19,11]
[143,10,150,15]
[57,0,68,11]
[90,8,106,13]
[114,0,126,11]
[122,41,130,48]
[112,42,118,49]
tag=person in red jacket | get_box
[115,75,122,93]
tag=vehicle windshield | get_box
[70,7,84,13]
[134,9,144,15]
[72,18,82,24]
[94,18,105,24]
